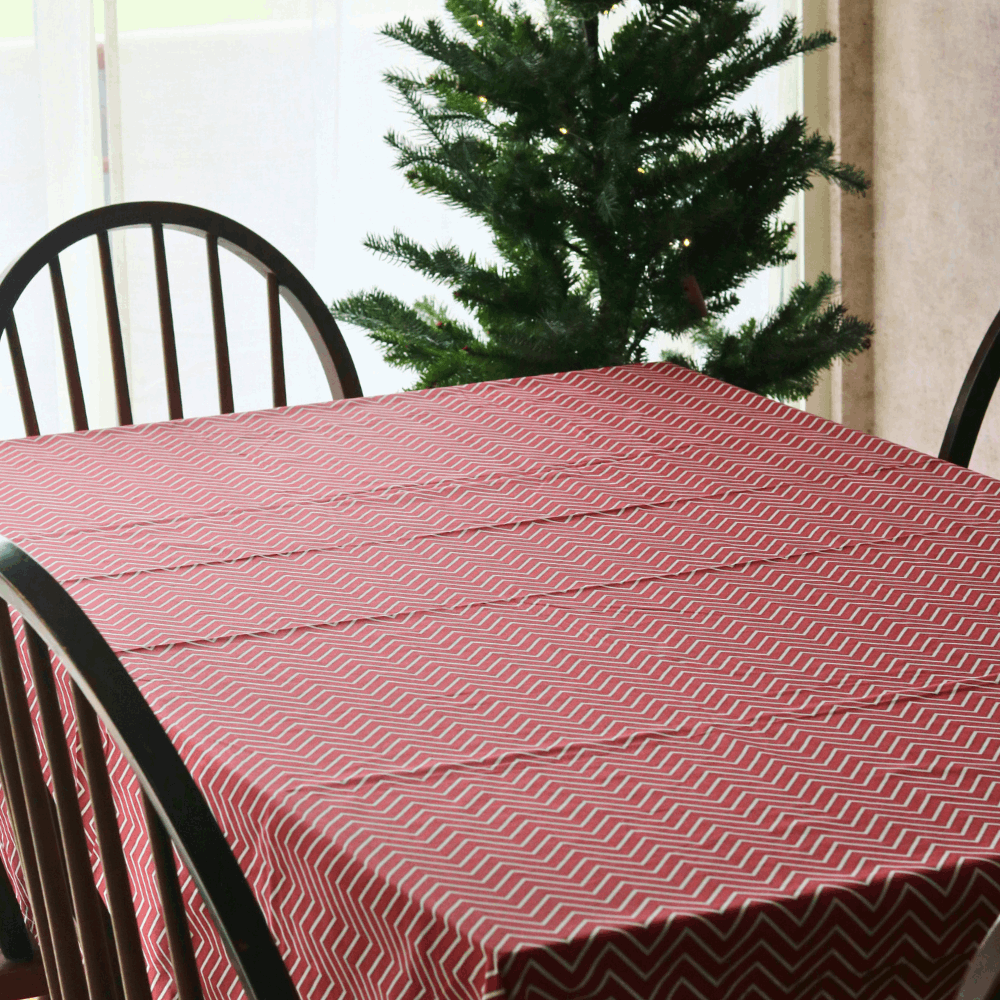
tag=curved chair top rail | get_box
[940,304,1000,468]
[0,200,362,403]
[0,535,299,1000]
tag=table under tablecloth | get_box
[1,362,999,1000]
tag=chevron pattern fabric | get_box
[0,362,998,1000]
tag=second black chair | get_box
[0,201,362,437]
[0,534,302,1000]
[940,305,1000,467]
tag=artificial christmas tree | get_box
[332,0,873,399]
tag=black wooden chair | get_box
[937,307,1000,1000]
[0,535,300,1000]
[940,305,1000,467]
[0,201,362,437]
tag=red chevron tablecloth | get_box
[1,362,1000,1000]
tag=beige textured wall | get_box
[802,0,834,422]
[803,0,876,430]
[804,0,1000,475]
[871,1,1000,475]
[828,0,875,433]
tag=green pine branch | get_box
[330,0,874,399]
[679,273,874,401]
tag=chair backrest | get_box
[940,304,1000,467]
[0,201,362,437]
[0,535,300,1000]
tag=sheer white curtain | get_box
[0,0,106,435]
[0,0,785,438]
[0,0,495,436]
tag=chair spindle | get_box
[97,230,134,427]
[0,617,60,1000]
[267,272,286,408]
[142,794,204,1000]
[0,605,87,1000]
[4,317,39,438]
[205,234,234,415]
[151,224,183,421]
[73,687,154,1000]
[25,627,120,1000]
[48,257,89,432]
